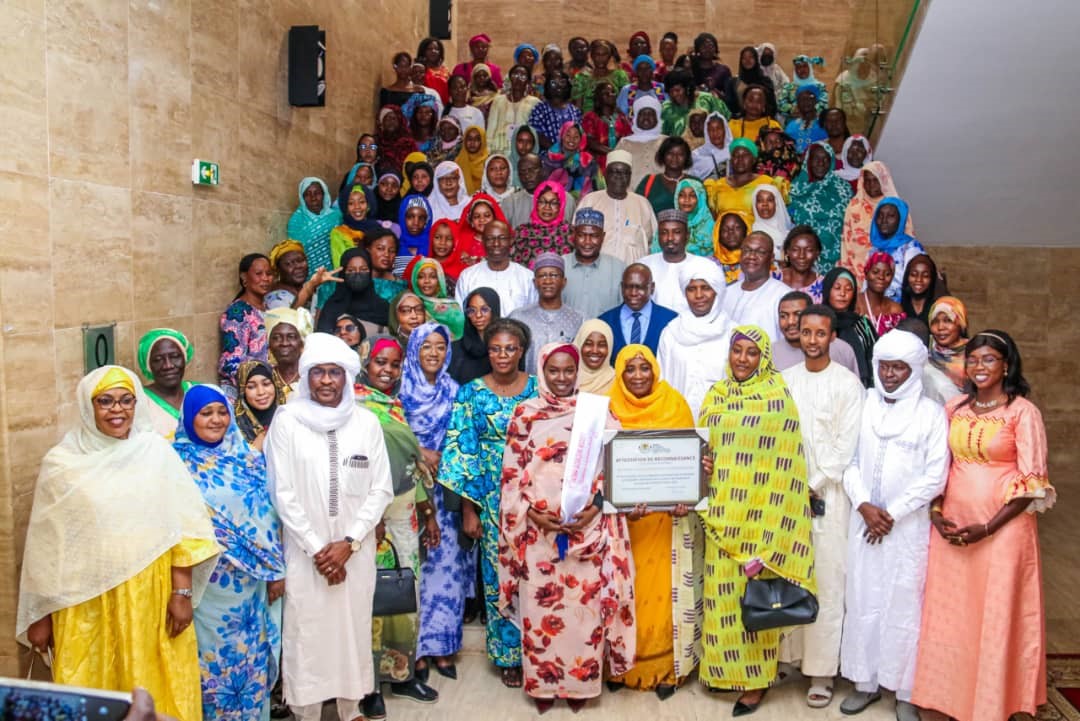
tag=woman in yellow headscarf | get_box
[607,345,704,700]
[455,125,490,195]
[17,366,219,720]
[696,326,815,715]
[573,319,616,394]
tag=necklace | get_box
[973,396,1003,409]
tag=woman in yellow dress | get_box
[17,366,219,721]
[697,326,815,716]
[606,344,708,700]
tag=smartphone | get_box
[0,678,131,720]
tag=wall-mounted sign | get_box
[83,324,116,374]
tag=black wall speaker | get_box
[430,0,451,40]
[289,25,326,107]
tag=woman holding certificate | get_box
[498,343,637,714]
[606,344,706,699]
[696,325,815,716]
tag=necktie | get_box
[630,311,642,345]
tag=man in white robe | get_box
[453,220,537,314]
[640,208,720,316]
[576,149,657,264]
[657,261,730,420]
[721,230,790,345]
[780,305,864,708]
[267,333,394,721]
[839,329,949,721]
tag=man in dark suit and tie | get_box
[598,263,678,364]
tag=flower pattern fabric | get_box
[438,376,539,667]
[173,392,285,721]
[218,300,267,395]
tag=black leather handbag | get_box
[372,542,417,617]
[740,576,819,632]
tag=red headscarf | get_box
[455,192,508,255]
[863,250,895,277]
[429,218,467,281]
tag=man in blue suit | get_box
[598,263,678,364]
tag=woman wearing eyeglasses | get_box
[448,287,500,384]
[511,180,575,268]
[439,318,537,689]
[18,366,219,721]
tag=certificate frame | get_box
[602,428,708,512]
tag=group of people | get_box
[14,29,1053,721]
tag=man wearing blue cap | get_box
[561,208,627,319]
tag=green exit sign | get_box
[191,159,219,186]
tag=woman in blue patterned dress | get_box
[401,323,466,680]
[438,318,537,687]
[172,384,286,721]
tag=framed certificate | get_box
[603,429,708,511]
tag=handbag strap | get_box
[26,647,53,680]
[382,537,402,571]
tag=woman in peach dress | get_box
[912,330,1056,721]
[839,161,913,287]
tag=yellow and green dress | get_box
[16,366,219,721]
[695,326,815,691]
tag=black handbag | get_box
[740,576,819,632]
[372,541,417,617]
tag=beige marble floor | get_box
[366,655,901,721]
[319,476,1080,721]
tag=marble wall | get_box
[0,0,433,674]
[1,0,1076,681]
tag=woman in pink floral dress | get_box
[498,343,636,714]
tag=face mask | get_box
[345,272,372,292]
[761,54,774,67]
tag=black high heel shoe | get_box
[732,689,767,717]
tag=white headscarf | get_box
[750,183,794,257]
[836,135,873,182]
[625,95,663,143]
[284,333,363,433]
[429,161,471,222]
[867,329,928,438]
[665,262,729,344]
[757,42,791,91]
[690,112,732,180]
[481,153,516,202]
[16,366,218,643]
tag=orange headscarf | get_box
[608,344,694,429]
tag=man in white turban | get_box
[838,329,950,721]
[266,332,394,721]
[657,260,730,419]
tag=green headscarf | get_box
[408,257,465,340]
[728,137,759,159]
[137,328,193,380]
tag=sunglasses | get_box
[336,323,359,334]
[357,143,379,151]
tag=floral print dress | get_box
[218,299,267,397]
[173,409,285,721]
[497,392,637,699]
[438,376,538,668]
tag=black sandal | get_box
[501,666,523,688]
[733,689,768,717]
